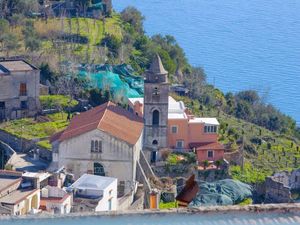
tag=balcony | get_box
[19,91,27,96]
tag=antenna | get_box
[121,45,124,64]
[104,42,108,63]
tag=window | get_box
[176,140,184,149]
[91,140,102,153]
[19,83,27,96]
[20,101,28,109]
[91,140,95,152]
[152,110,160,126]
[0,102,5,109]
[204,125,218,133]
[94,162,105,176]
[153,87,159,95]
[152,140,158,145]
[208,150,214,158]
[171,126,178,134]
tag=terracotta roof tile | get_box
[190,142,224,150]
[53,102,143,145]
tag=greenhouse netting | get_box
[189,179,252,207]
[79,63,144,98]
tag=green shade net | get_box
[79,64,144,98]
[189,179,252,207]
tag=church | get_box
[50,54,224,195]
[50,101,144,195]
[128,54,224,165]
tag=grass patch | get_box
[159,201,178,209]
[238,198,253,206]
[0,113,69,140]
[37,140,52,150]
[40,95,78,110]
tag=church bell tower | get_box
[143,54,169,162]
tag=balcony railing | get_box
[19,91,27,96]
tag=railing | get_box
[19,91,27,96]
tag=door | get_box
[108,198,112,211]
[151,151,157,163]
[94,162,105,176]
[0,102,5,121]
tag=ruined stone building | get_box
[0,59,40,121]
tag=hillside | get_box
[0,14,123,68]
[173,95,300,183]
[1,6,300,185]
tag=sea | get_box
[114,0,300,125]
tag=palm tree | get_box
[203,160,209,170]
[215,160,222,169]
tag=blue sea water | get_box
[2,212,300,225]
[114,0,300,124]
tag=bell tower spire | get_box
[143,54,169,163]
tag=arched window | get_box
[94,162,105,176]
[152,140,158,145]
[91,140,95,152]
[95,140,99,152]
[152,110,159,125]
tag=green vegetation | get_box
[1,3,299,185]
[37,140,52,150]
[166,152,196,166]
[174,94,300,183]
[0,113,69,140]
[159,201,178,209]
[238,198,253,206]
[40,95,78,110]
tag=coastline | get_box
[1,203,300,221]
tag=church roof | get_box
[52,102,144,145]
[149,54,168,75]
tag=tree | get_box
[0,32,20,57]
[0,19,9,34]
[40,63,57,84]
[100,34,121,58]
[236,90,260,105]
[121,6,145,34]
[215,160,222,169]
[73,0,91,15]
[203,160,209,170]
[22,20,41,52]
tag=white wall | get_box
[56,129,142,190]
[45,195,72,214]
[95,179,118,211]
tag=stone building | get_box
[0,59,40,121]
[50,102,144,195]
[143,54,170,162]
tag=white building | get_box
[70,174,118,212]
[50,101,144,195]
[40,185,72,214]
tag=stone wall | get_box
[265,176,292,203]
[0,130,52,161]
[197,168,230,182]
[0,140,16,168]
[224,150,242,165]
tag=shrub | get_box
[161,148,171,161]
